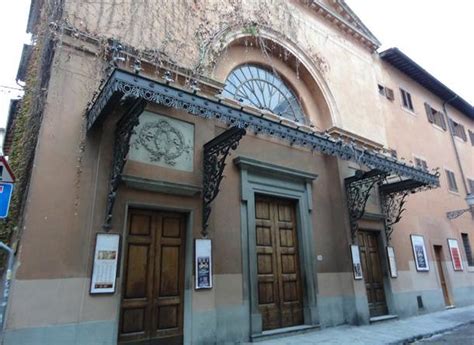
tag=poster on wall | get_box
[447,239,463,271]
[386,246,398,278]
[410,234,430,272]
[195,239,212,289]
[90,233,120,294]
[350,245,363,280]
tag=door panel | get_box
[358,231,388,317]
[255,197,303,331]
[434,245,451,306]
[119,210,185,345]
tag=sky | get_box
[0,1,473,131]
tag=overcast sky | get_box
[0,1,472,131]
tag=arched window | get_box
[222,64,306,123]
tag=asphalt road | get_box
[413,323,474,344]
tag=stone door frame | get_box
[234,156,319,337]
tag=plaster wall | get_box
[5,0,474,343]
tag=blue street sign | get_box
[0,183,13,218]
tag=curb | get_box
[390,320,474,344]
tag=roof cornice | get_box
[304,0,381,51]
[380,48,474,120]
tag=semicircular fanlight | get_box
[222,64,306,123]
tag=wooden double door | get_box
[255,196,304,331]
[119,209,186,345]
[358,230,388,317]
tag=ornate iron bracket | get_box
[103,98,147,229]
[202,126,246,237]
[381,190,410,243]
[447,207,473,220]
[345,170,387,242]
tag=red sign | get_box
[447,239,463,271]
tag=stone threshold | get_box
[370,314,398,323]
[251,324,320,342]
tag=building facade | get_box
[3,1,473,344]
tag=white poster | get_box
[387,246,398,278]
[410,234,430,272]
[195,239,212,289]
[90,233,120,294]
[350,245,363,280]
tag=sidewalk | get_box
[250,305,474,345]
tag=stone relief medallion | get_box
[129,111,194,171]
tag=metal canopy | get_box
[86,68,440,187]
[345,168,433,243]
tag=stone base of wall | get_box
[3,320,116,345]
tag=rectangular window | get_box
[461,233,474,267]
[400,88,414,111]
[449,119,467,141]
[469,129,474,146]
[467,178,474,194]
[445,169,458,192]
[378,84,394,101]
[424,102,446,130]
[414,157,428,170]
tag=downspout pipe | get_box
[442,95,470,196]
[0,242,14,339]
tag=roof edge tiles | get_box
[380,48,473,119]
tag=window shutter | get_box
[386,88,394,101]
[424,102,434,123]
[469,130,474,146]
[468,179,474,194]
[407,93,414,110]
[459,124,467,141]
[439,111,447,130]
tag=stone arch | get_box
[205,27,340,130]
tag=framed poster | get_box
[350,245,363,280]
[447,239,463,271]
[90,233,120,294]
[195,239,212,289]
[410,234,430,272]
[386,246,398,278]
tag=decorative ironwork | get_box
[381,190,410,242]
[447,207,473,220]
[103,99,147,229]
[202,127,246,237]
[86,69,439,187]
[222,65,306,123]
[345,170,387,241]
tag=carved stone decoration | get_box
[381,190,410,243]
[104,99,147,229]
[129,112,194,171]
[345,170,387,242]
[202,127,246,237]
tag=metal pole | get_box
[0,242,14,337]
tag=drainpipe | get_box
[0,242,14,339]
[442,95,470,196]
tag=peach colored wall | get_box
[7,0,473,334]
[374,60,474,278]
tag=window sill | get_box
[401,106,416,116]
[431,123,446,132]
[454,136,466,144]
[447,189,461,197]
